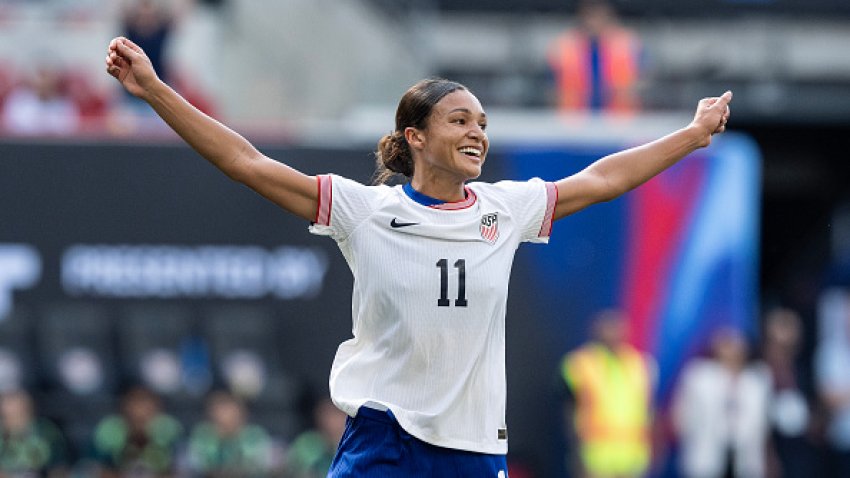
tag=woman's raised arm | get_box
[105,36,317,221]
[552,91,732,220]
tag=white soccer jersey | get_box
[309,174,557,454]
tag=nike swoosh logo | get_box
[390,218,419,228]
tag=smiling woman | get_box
[105,35,731,477]
[371,78,489,191]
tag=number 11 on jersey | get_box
[436,258,467,307]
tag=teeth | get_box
[459,147,481,156]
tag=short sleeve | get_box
[487,178,557,243]
[308,174,385,242]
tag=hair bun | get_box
[375,130,413,181]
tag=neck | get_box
[410,173,466,203]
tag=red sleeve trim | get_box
[315,174,333,226]
[538,181,558,238]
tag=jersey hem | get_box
[346,400,508,455]
[390,408,508,455]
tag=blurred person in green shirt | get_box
[186,390,273,478]
[286,397,346,478]
[91,385,182,478]
[0,389,70,478]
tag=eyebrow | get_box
[447,107,487,118]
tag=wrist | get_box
[682,123,711,149]
[142,79,171,104]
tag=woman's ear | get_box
[404,127,425,151]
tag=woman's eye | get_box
[480,123,487,131]
[454,118,466,125]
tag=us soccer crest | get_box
[480,212,499,244]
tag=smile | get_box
[458,146,482,158]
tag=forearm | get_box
[140,80,317,220]
[588,124,706,199]
[106,36,318,220]
[143,80,258,181]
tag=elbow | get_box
[582,168,634,205]
[596,189,623,204]
[596,178,634,204]
[224,163,249,184]
[222,147,260,184]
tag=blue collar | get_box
[403,182,449,206]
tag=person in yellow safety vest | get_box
[547,0,643,113]
[561,309,657,478]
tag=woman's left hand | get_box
[689,91,732,148]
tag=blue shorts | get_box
[327,406,508,478]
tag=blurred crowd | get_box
[0,0,643,140]
[0,300,349,478]
[559,291,850,478]
[0,385,346,478]
[0,0,215,139]
[0,60,107,137]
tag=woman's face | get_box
[411,89,489,182]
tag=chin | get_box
[464,161,484,180]
[461,165,482,181]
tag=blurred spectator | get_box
[0,389,70,478]
[762,307,816,478]
[116,0,178,126]
[1,64,80,135]
[116,0,217,127]
[122,0,175,85]
[285,396,346,478]
[63,69,109,132]
[547,0,644,113]
[559,309,656,478]
[672,326,772,478]
[90,385,183,478]
[815,288,850,478]
[184,390,273,478]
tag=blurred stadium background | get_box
[1,0,850,477]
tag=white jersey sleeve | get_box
[308,174,390,241]
[481,178,557,244]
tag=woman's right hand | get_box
[105,36,160,99]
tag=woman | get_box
[106,36,731,477]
